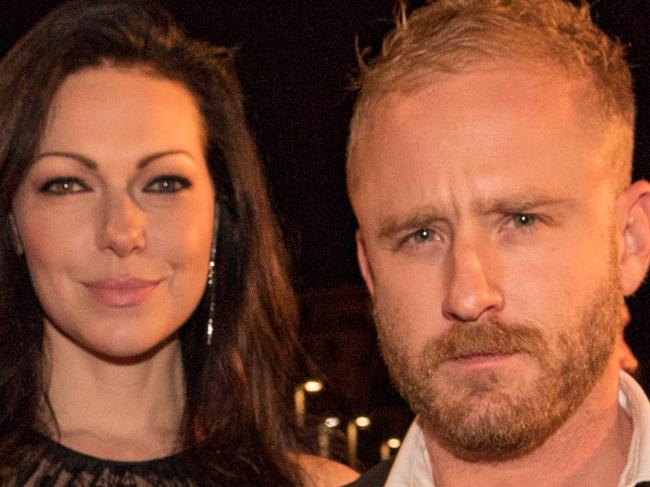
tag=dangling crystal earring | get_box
[206,237,217,346]
[8,213,24,255]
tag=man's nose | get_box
[97,192,146,258]
[442,240,504,323]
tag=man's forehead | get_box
[375,63,591,125]
[348,62,602,187]
[348,63,621,225]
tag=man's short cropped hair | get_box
[347,0,635,193]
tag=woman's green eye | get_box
[39,178,89,195]
[143,176,191,193]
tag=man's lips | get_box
[451,350,518,359]
[447,350,520,368]
[83,277,159,307]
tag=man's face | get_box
[350,65,626,461]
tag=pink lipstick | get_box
[84,277,158,307]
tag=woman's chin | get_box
[69,330,181,365]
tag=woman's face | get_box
[12,65,216,359]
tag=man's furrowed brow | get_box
[378,206,447,240]
[473,194,576,215]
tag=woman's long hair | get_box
[0,1,302,484]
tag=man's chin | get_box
[417,391,554,463]
[408,366,563,462]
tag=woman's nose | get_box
[97,193,146,257]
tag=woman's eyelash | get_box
[143,175,192,194]
[37,175,192,195]
[39,177,90,195]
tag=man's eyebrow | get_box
[31,150,197,170]
[376,196,575,240]
[378,206,447,240]
[473,195,576,214]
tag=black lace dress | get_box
[5,431,288,486]
[7,431,197,486]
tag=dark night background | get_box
[2,0,649,468]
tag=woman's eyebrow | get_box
[137,150,199,169]
[31,149,197,170]
[32,151,96,169]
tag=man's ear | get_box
[356,229,376,296]
[618,180,650,295]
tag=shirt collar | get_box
[617,371,650,486]
[385,371,650,487]
[385,418,433,487]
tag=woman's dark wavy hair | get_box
[0,0,302,484]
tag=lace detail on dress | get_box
[3,431,298,486]
[13,432,197,487]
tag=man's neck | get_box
[423,364,633,487]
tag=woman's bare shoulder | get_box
[295,453,360,487]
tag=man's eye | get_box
[411,227,441,244]
[39,178,89,195]
[512,214,537,228]
[143,176,191,194]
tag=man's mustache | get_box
[423,319,549,369]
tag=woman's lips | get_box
[84,277,158,307]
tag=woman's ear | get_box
[356,230,376,297]
[618,180,650,295]
[8,213,24,256]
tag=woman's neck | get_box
[41,320,186,461]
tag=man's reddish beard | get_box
[374,278,622,462]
